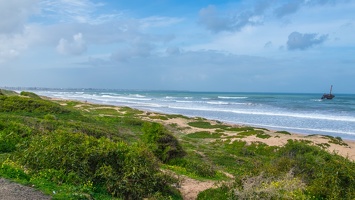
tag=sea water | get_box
[31,89,355,140]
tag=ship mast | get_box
[330,85,333,95]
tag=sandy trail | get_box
[0,178,51,200]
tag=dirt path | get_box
[0,178,51,200]
[178,176,216,200]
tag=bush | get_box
[34,168,81,185]
[0,159,30,181]
[187,121,228,129]
[142,122,186,163]
[232,171,306,200]
[275,130,291,135]
[0,131,20,153]
[168,158,217,178]
[122,116,144,126]
[0,121,33,153]
[208,140,355,199]
[279,140,355,199]
[186,131,224,139]
[20,91,42,99]
[272,140,355,199]
[16,131,177,199]
[0,89,18,96]
[0,95,70,114]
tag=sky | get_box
[0,0,354,93]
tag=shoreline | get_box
[50,97,355,161]
[32,90,355,141]
[54,96,355,140]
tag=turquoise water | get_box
[32,89,355,140]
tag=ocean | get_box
[30,89,355,140]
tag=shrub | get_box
[0,95,70,114]
[0,121,33,153]
[142,122,186,163]
[34,168,81,185]
[187,121,228,129]
[273,140,355,199]
[16,131,177,199]
[227,127,255,132]
[44,114,57,121]
[168,158,217,178]
[275,130,291,135]
[20,91,42,99]
[0,89,18,96]
[122,116,144,126]
[149,115,169,120]
[0,159,30,181]
[186,131,224,139]
[0,131,21,153]
[232,171,306,200]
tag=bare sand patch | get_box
[178,176,216,200]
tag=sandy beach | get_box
[56,98,355,161]
[140,109,355,161]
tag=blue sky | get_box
[1,0,354,93]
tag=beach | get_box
[51,96,355,161]
[38,89,355,161]
[31,89,355,140]
[112,103,355,161]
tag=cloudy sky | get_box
[1,0,354,93]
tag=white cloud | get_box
[198,0,351,34]
[0,0,41,63]
[111,39,154,62]
[274,1,302,18]
[56,33,87,55]
[0,0,39,34]
[198,5,261,33]
[139,16,184,30]
[0,48,19,64]
[264,41,272,48]
[287,31,328,50]
[39,0,120,24]
[1,0,354,93]
[0,26,38,64]
[166,47,181,55]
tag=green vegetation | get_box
[188,121,229,129]
[149,115,169,120]
[0,93,180,199]
[275,130,291,135]
[323,135,348,146]
[185,131,224,139]
[0,95,71,115]
[20,91,42,99]
[141,122,186,163]
[197,140,355,199]
[236,129,271,139]
[1,90,355,199]
[0,89,18,96]
[166,114,190,119]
